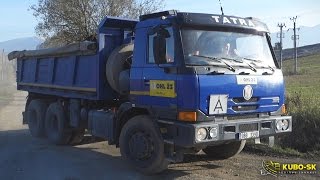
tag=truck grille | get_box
[223,123,259,133]
[233,97,259,103]
[232,105,258,112]
[227,114,259,120]
[239,123,258,132]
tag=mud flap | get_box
[254,136,274,147]
[22,111,27,124]
[268,136,274,147]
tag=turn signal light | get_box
[281,104,287,115]
[178,111,197,122]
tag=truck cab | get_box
[129,11,291,146]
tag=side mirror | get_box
[153,28,170,64]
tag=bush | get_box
[279,92,320,152]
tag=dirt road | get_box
[0,92,319,180]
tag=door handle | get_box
[143,78,150,86]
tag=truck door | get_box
[141,27,177,119]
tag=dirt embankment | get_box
[0,54,16,110]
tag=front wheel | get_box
[119,115,169,174]
[203,140,246,159]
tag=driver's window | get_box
[148,27,175,64]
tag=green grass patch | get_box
[277,53,320,154]
[244,143,320,160]
[244,142,302,158]
[283,53,320,98]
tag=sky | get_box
[0,0,320,42]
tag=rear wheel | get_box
[26,100,47,137]
[45,102,72,145]
[203,140,246,159]
[119,115,169,174]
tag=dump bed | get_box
[8,16,138,101]
[10,42,110,100]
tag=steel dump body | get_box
[14,17,138,101]
[16,53,102,100]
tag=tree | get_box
[31,0,164,47]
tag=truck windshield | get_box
[181,29,275,68]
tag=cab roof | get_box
[139,10,269,32]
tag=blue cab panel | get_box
[197,71,285,116]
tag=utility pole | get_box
[3,50,7,80]
[290,16,298,74]
[1,49,3,81]
[277,23,286,69]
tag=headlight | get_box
[209,127,218,138]
[196,128,207,141]
[276,119,289,131]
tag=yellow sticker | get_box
[150,80,176,98]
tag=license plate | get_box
[239,131,259,140]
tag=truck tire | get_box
[106,44,133,94]
[45,102,72,145]
[26,100,47,137]
[119,115,169,174]
[202,140,246,159]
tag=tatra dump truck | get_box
[9,10,292,174]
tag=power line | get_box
[1,49,4,81]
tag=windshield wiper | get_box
[242,57,275,72]
[222,57,257,72]
[190,55,236,72]
[242,57,262,63]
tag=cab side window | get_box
[148,27,175,64]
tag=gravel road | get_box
[0,91,319,180]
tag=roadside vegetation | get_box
[246,53,320,158]
[280,53,320,154]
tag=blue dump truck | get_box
[8,10,292,174]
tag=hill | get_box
[271,24,320,49]
[0,37,43,53]
[274,43,320,60]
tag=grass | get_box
[244,142,320,160]
[246,53,320,158]
[277,53,320,155]
[244,142,302,158]
[283,53,320,99]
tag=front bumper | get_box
[167,116,292,148]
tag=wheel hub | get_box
[129,131,154,160]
